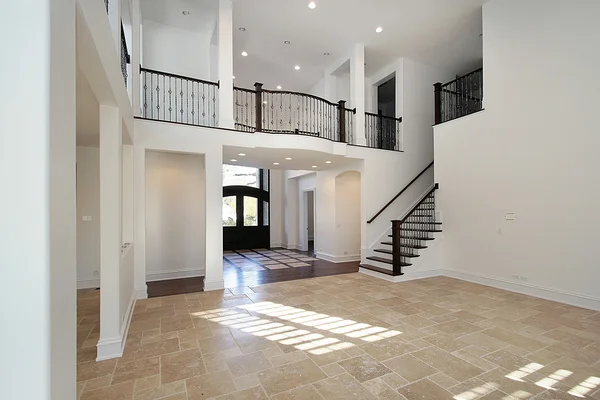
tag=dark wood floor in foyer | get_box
[146,249,359,298]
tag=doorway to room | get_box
[377,76,396,117]
[222,165,270,250]
[306,190,315,257]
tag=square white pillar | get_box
[218,0,235,129]
[351,44,366,145]
[131,0,141,115]
[1,0,76,398]
[134,145,148,298]
[97,104,124,360]
[204,150,224,290]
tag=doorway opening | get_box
[306,190,315,257]
[377,76,396,117]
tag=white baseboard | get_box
[284,243,302,250]
[316,252,361,263]
[359,267,444,283]
[96,291,136,361]
[135,287,148,300]
[77,277,100,289]
[442,269,600,311]
[204,280,224,291]
[146,268,205,282]
[270,243,283,248]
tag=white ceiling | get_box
[232,0,487,91]
[141,0,217,36]
[223,145,359,171]
[140,0,486,93]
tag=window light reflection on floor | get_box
[535,369,572,389]
[191,301,402,355]
[568,376,600,398]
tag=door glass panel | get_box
[243,196,258,226]
[223,196,237,226]
[263,201,269,226]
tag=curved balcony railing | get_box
[234,83,355,143]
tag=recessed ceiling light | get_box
[238,153,246,156]
[182,10,190,15]
[312,165,318,168]
[239,27,246,31]
[277,85,282,90]
[284,40,291,44]
[376,27,383,33]
[273,162,280,165]
[308,1,317,9]
[241,51,248,57]
[325,161,332,164]
[294,65,300,70]
[230,159,237,162]
[285,157,292,160]
[324,52,330,56]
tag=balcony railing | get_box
[434,67,483,124]
[121,24,130,86]
[140,67,219,127]
[234,83,356,143]
[365,111,402,151]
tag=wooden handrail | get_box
[365,112,402,123]
[367,162,434,224]
[140,67,220,87]
[397,183,439,224]
[440,67,483,88]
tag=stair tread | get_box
[359,264,402,276]
[387,235,436,240]
[374,249,420,257]
[366,256,412,266]
[381,241,428,249]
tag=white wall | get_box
[270,169,285,247]
[145,151,206,281]
[434,0,600,309]
[77,146,101,288]
[334,171,361,257]
[336,70,351,105]
[1,0,76,397]
[142,19,211,80]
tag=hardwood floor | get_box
[146,249,359,298]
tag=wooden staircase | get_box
[361,184,440,276]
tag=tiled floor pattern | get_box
[77,275,600,399]
[223,249,316,272]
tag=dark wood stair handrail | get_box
[367,162,434,224]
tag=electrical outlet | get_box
[93,270,99,277]
[498,228,503,235]
[512,274,519,280]
[343,251,348,255]
[520,276,528,281]
[505,212,516,220]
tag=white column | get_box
[131,0,141,116]
[97,105,123,360]
[108,0,122,54]
[351,44,366,145]
[204,150,224,290]
[218,0,235,129]
[1,0,76,398]
[134,145,148,298]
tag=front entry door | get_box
[223,185,269,250]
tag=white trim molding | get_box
[316,252,361,263]
[146,268,205,282]
[204,280,225,291]
[96,292,136,361]
[77,277,100,289]
[442,269,600,311]
[135,287,148,300]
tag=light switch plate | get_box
[505,212,516,220]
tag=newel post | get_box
[254,82,263,132]
[391,220,404,276]
[434,82,442,125]
[338,100,346,143]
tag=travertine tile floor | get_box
[77,275,600,399]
